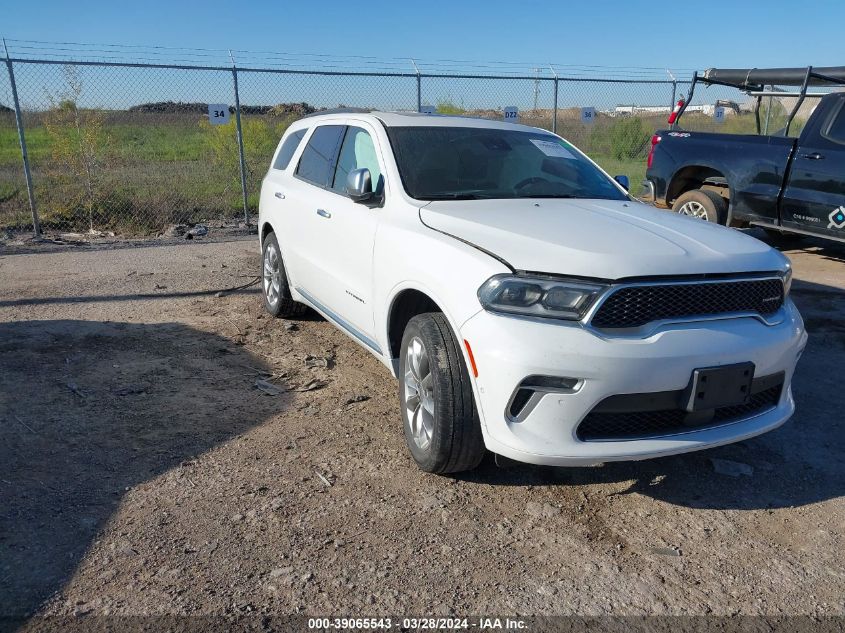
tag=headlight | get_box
[478,274,608,320]
[782,267,793,296]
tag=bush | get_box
[607,117,650,160]
[436,100,466,115]
[201,115,296,195]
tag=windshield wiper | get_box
[422,193,494,200]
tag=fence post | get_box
[548,65,558,135]
[230,60,250,226]
[4,41,40,236]
[670,80,677,109]
[764,85,774,135]
[411,59,421,112]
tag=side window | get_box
[295,125,346,187]
[272,129,307,171]
[331,127,383,194]
[824,102,845,145]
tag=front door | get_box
[781,96,845,239]
[308,123,386,349]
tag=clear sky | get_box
[2,0,843,75]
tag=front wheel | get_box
[672,189,727,224]
[399,313,485,474]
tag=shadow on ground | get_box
[0,320,283,618]
[458,280,845,511]
[751,227,845,264]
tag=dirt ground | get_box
[1,230,844,620]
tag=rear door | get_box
[283,123,346,297]
[780,95,845,238]
[260,126,308,281]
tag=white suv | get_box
[258,111,807,473]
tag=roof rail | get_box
[301,107,372,119]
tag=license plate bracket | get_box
[683,362,755,412]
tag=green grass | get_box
[0,111,280,233]
[592,155,647,196]
[0,109,670,233]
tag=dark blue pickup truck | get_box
[643,66,845,244]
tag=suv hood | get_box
[420,198,786,279]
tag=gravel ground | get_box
[1,230,844,620]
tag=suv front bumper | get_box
[459,301,807,466]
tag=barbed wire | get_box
[2,37,698,80]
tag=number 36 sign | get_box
[208,104,231,125]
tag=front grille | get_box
[576,384,783,441]
[590,278,784,329]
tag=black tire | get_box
[672,189,728,224]
[261,232,308,318]
[398,313,485,474]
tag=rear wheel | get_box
[672,189,727,224]
[399,313,485,474]
[261,232,308,318]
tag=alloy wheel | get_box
[404,336,435,451]
[263,242,281,307]
[678,200,709,219]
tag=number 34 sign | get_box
[208,104,231,125]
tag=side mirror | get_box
[346,168,374,203]
[614,175,630,191]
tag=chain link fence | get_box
[2,53,794,237]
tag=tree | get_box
[43,65,110,231]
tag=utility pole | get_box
[533,67,541,111]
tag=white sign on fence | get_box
[420,104,436,115]
[713,106,725,124]
[581,107,596,124]
[208,104,231,125]
[503,106,519,122]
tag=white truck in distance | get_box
[258,111,807,474]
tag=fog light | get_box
[506,375,582,422]
[522,376,580,391]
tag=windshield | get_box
[386,126,628,201]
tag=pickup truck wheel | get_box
[261,232,308,318]
[672,189,727,224]
[399,313,485,474]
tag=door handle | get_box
[274,191,285,199]
[800,152,825,160]
[316,209,332,219]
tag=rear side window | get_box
[824,103,845,144]
[296,125,346,187]
[272,129,307,170]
